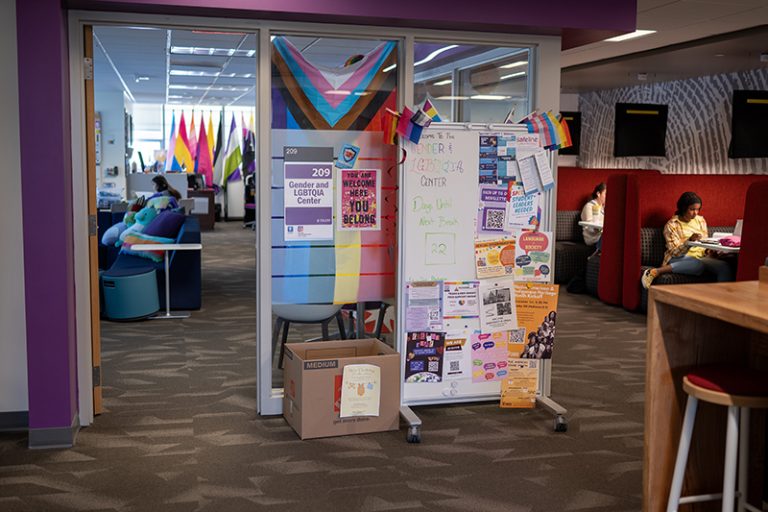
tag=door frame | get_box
[68,9,559,425]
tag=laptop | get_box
[734,219,743,237]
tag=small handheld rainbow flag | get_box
[422,98,442,122]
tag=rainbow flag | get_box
[164,111,176,171]
[383,108,399,145]
[559,114,573,149]
[172,112,193,172]
[422,98,442,122]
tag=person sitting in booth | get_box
[641,191,734,289]
[151,175,182,201]
[581,182,606,252]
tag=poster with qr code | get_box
[500,359,539,408]
[471,331,510,382]
[443,333,471,381]
[404,332,445,383]
[477,184,510,236]
[474,239,516,279]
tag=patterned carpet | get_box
[0,222,648,511]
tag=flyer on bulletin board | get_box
[471,331,510,383]
[474,239,516,279]
[510,282,559,359]
[404,331,446,383]
[500,359,539,408]
[406,281,443,332]
[478,134,498,183]
[443,332,472,381]
[442,281,480,319]
[506,185,541,230]
[337,169,381,231]
[479,278,517,333]
[513,230,553,282]
[339,364,381,417]
[477,184,510,236]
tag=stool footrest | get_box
[679,492,723,505]
[743,503,761,512]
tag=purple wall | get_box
[17,0,78,431]
[66,0,637,49]
[16,0,635,435]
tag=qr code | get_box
[428,360,440,372]
[449,361,460,372]
[485,208,506,230]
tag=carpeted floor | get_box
[0,221,648,511]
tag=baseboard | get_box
[28,412,80,449]
[0,410,29,432]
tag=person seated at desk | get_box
[151,175,182,202]
[581,182,606,252]
[641,191,734,289]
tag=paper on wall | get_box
[511,282,559,359]
[404,331,446,383]
[533,149,554,192]
[517,155,542,195]
[477,184,510,236]
[479,278,517,333]
[339,364,381,417]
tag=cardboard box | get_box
[282,339,401,440]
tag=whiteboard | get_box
[398,123,554,406]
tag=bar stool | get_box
[667,365,768,512]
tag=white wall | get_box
[94,88,127,197]
[0,0,28,413]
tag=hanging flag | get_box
[396,106,414,137]
[546,111,565,149]
[206,112,215,165]
[540,111,559,149]
[221,115,242,187]
[382,108,399,145]
[242,114,256,176]
[188,112,198,165]
[172,112,193,172]
[197,117,213,188]
[558,114,573,149]
[164,111,177,171]
[212,115,224,187]
[241,112,248,153]
[422,99,442,122]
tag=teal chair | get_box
[101,268,160,321]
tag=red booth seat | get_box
[737,181,768,281]
[621,174,768,311]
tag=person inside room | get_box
[641,191,734,289]
[151,175,182,201]
[581,182,606,253]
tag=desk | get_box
[188,189,215,230]
[578,220,603,230]
[687,240,741,254]
[133,243,203,319]
[645,281,768,511]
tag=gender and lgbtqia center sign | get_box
[338,169,381,231]
[284,147,334,241]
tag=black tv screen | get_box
[559,111,581,156]
[614,103,668,157]
[729,90,768,158]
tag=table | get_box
[686,240,741,253]
[132,243,203,319]
[645,280,768,511]
[578,220,603,230]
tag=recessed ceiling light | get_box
[604,30,656,42]
[436,95,468,100]
[500,71,526,80]
[134,75,150,82]
[383,64,397,73]
[500,60,527,69]
[433,79,453,86]
[169,46,255,57]
[168,84,250,92]
[170,69,254,79]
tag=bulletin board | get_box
[398,123,556,406]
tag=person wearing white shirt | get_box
[581,182,606,250]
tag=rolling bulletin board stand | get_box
[397,123,567,443]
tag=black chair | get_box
[272,305,346,369]
[341,301,390,341]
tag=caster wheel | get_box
[554,415,568,433]
[406,426,421,443]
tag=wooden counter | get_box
[645,280,768,511]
